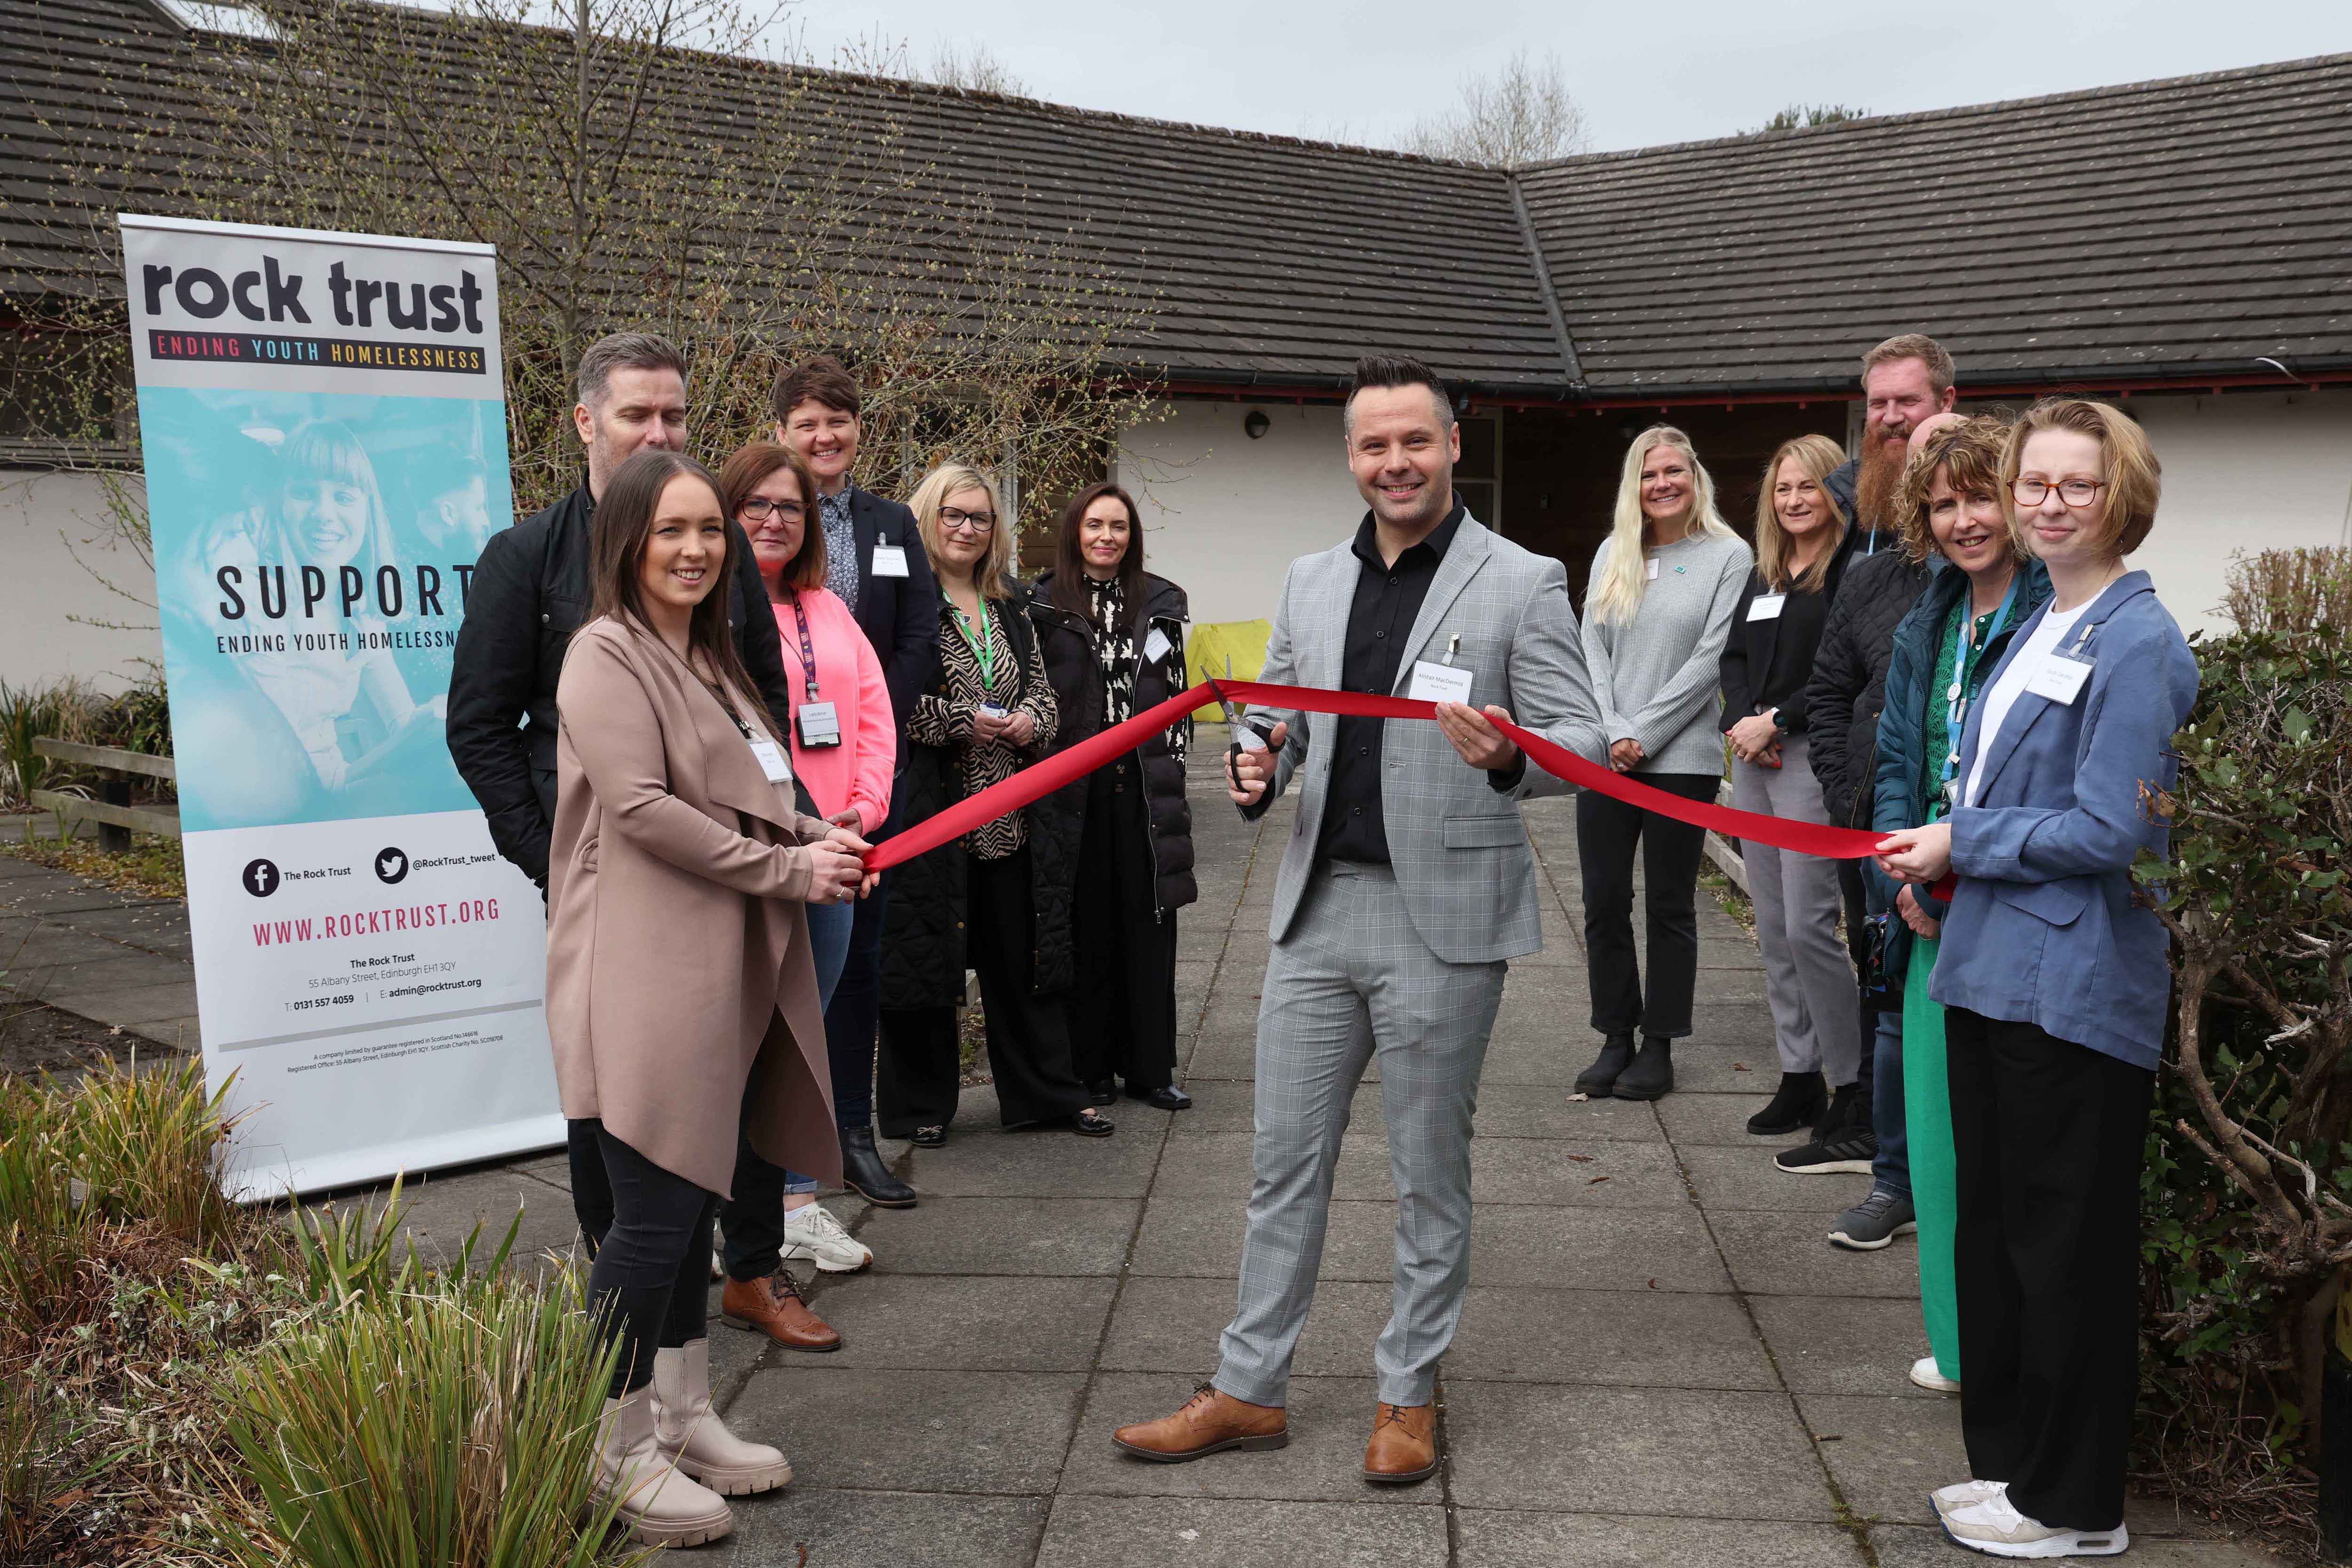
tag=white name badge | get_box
[1646,557,1660,581]
[1142,626,1173,664]
[2023,653,2094,706]
[870,544,911,578]
[747,737,794,783]
[1406,660,1474,705]
[795,700,842,748]
[1747,594,1787,621]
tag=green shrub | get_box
[221,1269,636,1568]
[2136,607,2351,1537]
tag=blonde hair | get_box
[1755,434,1851,593]
[2000,399,2161,558]
[1587,426,1736,626]
[1894,416,2022,565]
[910,461,1013,598]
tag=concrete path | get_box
[0,770,2276,1567]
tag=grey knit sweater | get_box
[1581,531,1754,776]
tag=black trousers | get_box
[1838,856,1878,1105]
[579,1119,718,1398]
[1577,772,1716,1039]
[824,870,891,1131]
[1945,1008,2152,1530]
[877,845,1092,1135]
[1069,758,1179,1093]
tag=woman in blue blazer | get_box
[1875,400,2198,1560]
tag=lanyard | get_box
[786,591,820,700]
[1938,574,2023,802]
[946,595,999,693]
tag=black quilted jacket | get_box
[1800,546,1932,830]
[1026,571,1198,921]
[878,596,1083,1009]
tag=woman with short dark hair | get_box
[1030,482,1198,1112]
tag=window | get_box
[1454,413,1501,528]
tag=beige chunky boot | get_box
[593,1381,734,1546]
[652,1338,793,1495]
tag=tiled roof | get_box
[6,0,2349,396]
[1515,54,2352,393]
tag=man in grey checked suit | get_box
[1113,355,1607,1483]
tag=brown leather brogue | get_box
[1112,1382,1288,1463]
[1363,1401,1438,1484]
[719,1269,842,1352]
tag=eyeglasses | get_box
[938,506,996,534]
[739,498,806,524]
[2010,478,2106,508]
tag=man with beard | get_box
[1786,336,1957,1243]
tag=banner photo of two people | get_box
[121,213,558,1201]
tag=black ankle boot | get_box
[1747,1070,1826,1136]
[1575,1033,1636,1097]
[1612,1035,1675,1100]
[839,1126,917,1208]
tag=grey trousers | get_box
[1731,735,1863,1084]
[1213,861,1507,1408]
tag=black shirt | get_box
[1721,570,1834,734]
[1318,503,1467,863]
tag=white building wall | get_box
[1114,400,1358,629]
[0,469,162,692]
[2121,390,2351,633]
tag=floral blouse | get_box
[911,593,1058,860]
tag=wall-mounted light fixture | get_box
[1243,409,1271,439]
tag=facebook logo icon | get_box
[242,858,280,898]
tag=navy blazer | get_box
[843,486,942,742]
[1926,572,2198,1069]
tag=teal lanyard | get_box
[1938,573,2024,804]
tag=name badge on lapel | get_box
[747,736,794,783]
[1645,557,1660,581]
[1142,626,1173,664]
[1406,661,1473,705]
[870,543,910,579]
[1747,594,1786,621]
[2024,649,2094,706]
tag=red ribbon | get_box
[865,680,1920,885]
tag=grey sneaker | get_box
[1828,1188,1917,1251]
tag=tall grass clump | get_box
[220,1267,636,1568]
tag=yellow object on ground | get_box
[1185,619,1273,721]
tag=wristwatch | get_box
[1767,707,1789,735]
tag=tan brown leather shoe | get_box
[1112,1382,1288,1463]
[1363,1401,1438,1484]
[719,1269,842,1352]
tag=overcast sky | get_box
[779,0,2351,154]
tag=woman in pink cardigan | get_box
[711,440,897,1300]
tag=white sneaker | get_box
[1936,1478,2005,1513]
[1911,1355,1962,1394]
[781,1202,874,1273]
[1944,1489,2129,1558]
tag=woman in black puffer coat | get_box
[1029,482,1198,1112]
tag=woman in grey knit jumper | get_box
[1574,426,1754,1100]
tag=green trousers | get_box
[1903,934,1961,1381]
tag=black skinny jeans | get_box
[580,1119,719,1399]
[1576,772,1717,1040]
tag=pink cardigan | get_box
[770,588,896,834]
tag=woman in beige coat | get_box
[546,448,871,1548]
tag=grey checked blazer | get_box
[1248,515,1607,963]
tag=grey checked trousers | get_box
[1213,861,1508,1408]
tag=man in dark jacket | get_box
[446,330,842,1349]
[1786,335,1960,1234]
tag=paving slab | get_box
[891,1122,1166,1199]
[1033,1495,1449,1567]
[1681,1145,1874,1212]
[795,1274,1118,1372]
[1446,1286,1776,1390]
[1456,1510,1865,1568]
[1656,1090,1778,1145]
[864,1196,1141,1277]
[41,977,204,1027]
[1063,1374,1426,1505]
[1710,1209,1923,1299]
[729,1366,1087,1494]
[705,1487,1049,1568]
[1097,1275,1391,1378]
[1444,1381,1840,1522]
[1794,1393,1968,1525]
[1750,1296,1944,1400]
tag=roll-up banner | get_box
[119,214,560,1201]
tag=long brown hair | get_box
[588,448,780,739]
[1049,481,1148,630]
[716,440,826,596]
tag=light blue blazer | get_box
[1926,572,2199,1070]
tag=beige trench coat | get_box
[545,616,843,1197]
